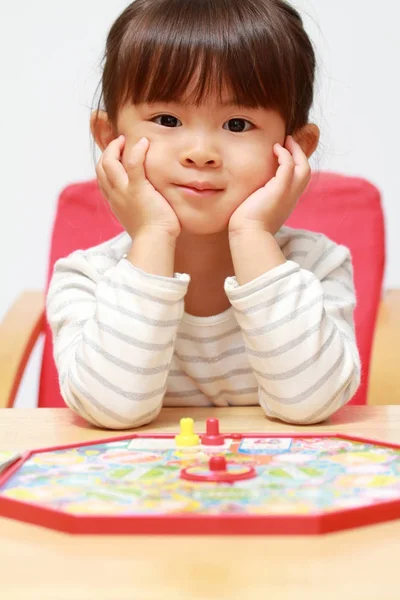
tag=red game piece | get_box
[209,456,227,471]
[180,455,256,483]
[201,418,225,446]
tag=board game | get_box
[0,418,399,535]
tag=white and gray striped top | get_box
[46,226,361,429]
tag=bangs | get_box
[102,0,315,132]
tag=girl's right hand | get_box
[96,135,181,240]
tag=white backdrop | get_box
[1,0,398,407]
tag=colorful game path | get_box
[0,418,399,535]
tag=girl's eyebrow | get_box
[220,99,256,108]
[218,98,238,107]
[148,99,253,110]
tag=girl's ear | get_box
[293,123,320,158]
[90,110,117,152]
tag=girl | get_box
[47,0,360,429]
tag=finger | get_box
[124,137,150,185]
[285,136,311,182]
[269,143,295,195]
[101,135,129,188]
[95,156,112,199]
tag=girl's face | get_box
[116,92,286,235]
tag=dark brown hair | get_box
[92,0,316,136]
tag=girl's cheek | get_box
[238,159,276,196]
[255,153,279,183]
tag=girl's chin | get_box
[165,193,236,235]
[179,221,229,236]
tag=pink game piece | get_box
[201,418,225,446]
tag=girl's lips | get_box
[176,185,224,197]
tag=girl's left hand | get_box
[228,136,311,236]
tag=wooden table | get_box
[1,406,400,600]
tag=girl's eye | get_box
[151,115,253,132]
[152,114,182,127]
[223,118,253,133]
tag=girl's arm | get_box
[46,235,189,429]
[225,232,360,424]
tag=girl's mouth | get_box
[176,185,224,197]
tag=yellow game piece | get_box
[175,418,200,447]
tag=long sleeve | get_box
[46,240,190,429]
[224,232,360,424]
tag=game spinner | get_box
[0,418,399,535]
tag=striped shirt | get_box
[46,226,361,429]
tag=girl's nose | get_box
[180,144,222,168]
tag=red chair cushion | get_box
[39,181,123,407]
[38,172,385,407]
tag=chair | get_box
[1,172,399,409]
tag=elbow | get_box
[59,374,163,430]
[88,409,161,431]
[260,366,361,426]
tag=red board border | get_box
[0,432,399,536]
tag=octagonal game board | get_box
[0,422,399,535]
